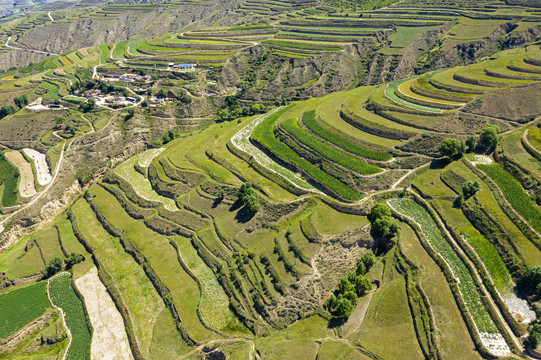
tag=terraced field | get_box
[0,0,541,358]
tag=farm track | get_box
[5,36,58,56]
[523,128,541,159]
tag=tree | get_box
[439,138,465,159]
[156,88,167,98]
[369,203,391,223]
[356,261,366,276]
[125,108,135,121]
[479,124,500,150]
[355,275,372,296]
[361,252,376,271]
[237,182,260,213]
[465,135,477,153]
[519,266,541,294]
[338,277,355,294]
[326,294,337,309]
[333,298,354,319]
[217,188,225,201]
[526,324,541,349]
[65,253,84,270]
[344,290,357,304]
[0,105,16,119]
[389,221,399,236]
[372,216,390,236]
[454,194,464,208]
[13,94,28,109]
[42,257,63,278]
[462,180,480,199]
[79,99,95,113]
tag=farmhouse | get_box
[148,96,165,106]
[173,63,196,72]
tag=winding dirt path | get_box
[5,36,58,56]
[523,128,541,158]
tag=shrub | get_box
[13,95,28,109]
[42,257,63,278]
[65,253,84,270]
[237,182,259,213]
[462,180,480,199]
[479,124,500,151]
[439,138,465,160]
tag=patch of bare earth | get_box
[4,150,36,197]
[23,149,52,186]
[266,228,373,325]
[75,267,133,360]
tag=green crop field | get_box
[0,152,19,207]
[389,198,499,334]
[0,282,49,339]
[49,273,92,360]
[478,164,541,234]
[302,109,392,161]
[41,81,61,100]
[281,115,382,175]
[252,107,361,200]
[263,39,342,51]
[112,41,128,59]
[1,1,541,358]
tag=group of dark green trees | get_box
[0,94,28,120]
[439,124,500,160]
[325,252,376,319]
[237,182,260,213]
[41,253,84,278]
[217,103,267,122]
[454,180,481,207]
[368,203,399,237]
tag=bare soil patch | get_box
[23,149,52,186]
[75,267,133,360]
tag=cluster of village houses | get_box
[27,64,197,111]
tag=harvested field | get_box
[4,150,36,197]
[138,148,164,168]
[75,267,133,360]
[23,148,52,186]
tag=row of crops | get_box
[477,164,541,235]
[388,198,500,334]
[49,273,92,360]
[301,109,392,161]
[251,106,361,200]
[280,115,382,175]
